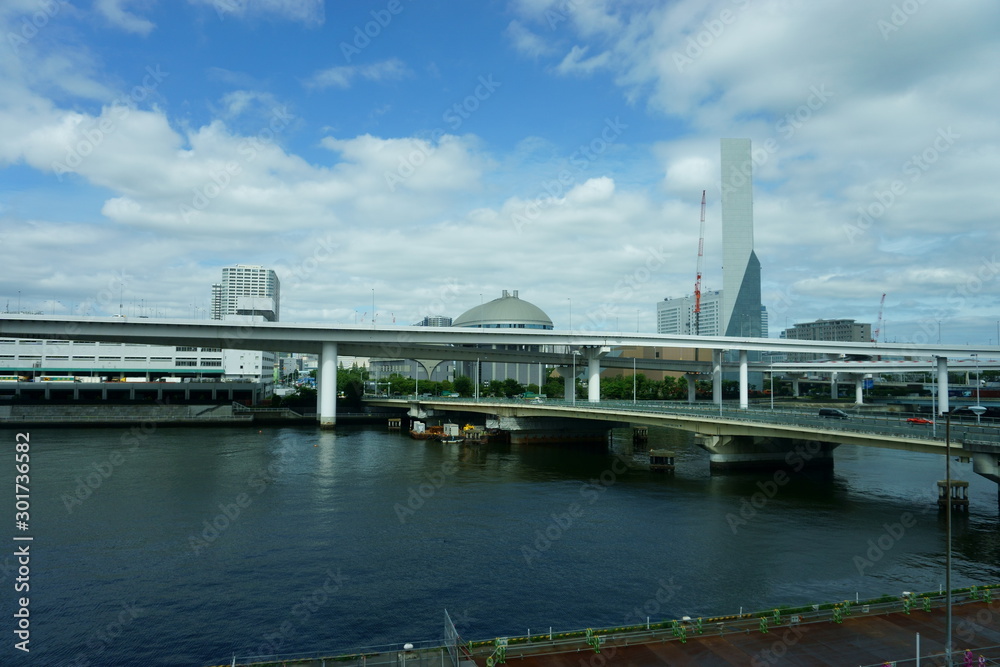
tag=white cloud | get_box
[187,0,324,25]
[94,0,155,35]
[306,59,409,90]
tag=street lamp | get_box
[571,350,580,405]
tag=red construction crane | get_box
[873,293,886,343]
[693,190,707,335]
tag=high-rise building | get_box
[657,289,723,335]
[720,139,763,339]
[211,265,280,322]
[415,315,453,327]
[783,319,872,361]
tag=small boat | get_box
[438,423,465,444]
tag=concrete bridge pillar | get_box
[937,356,949,415]
[739,350,749,409]
[712,349,723,406]
[587,355,601,403]
[830,372,838,400]
[318,341,337,428]
[564,367,575,402]
[684,373,697,403]
[695,434,838,471]
[791,377,800,397]
[854,375,864,405]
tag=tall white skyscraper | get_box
[211,265,280,322]
[720,139,762,338]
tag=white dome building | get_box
[453,290,553,330]
[454,290,553,390]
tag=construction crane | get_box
[693,190,707,335]
[873,292,886,343]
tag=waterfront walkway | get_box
[215,590,1000,667]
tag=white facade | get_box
[657,290,723,336]
[0,338,224,378]
[211,265,280,322]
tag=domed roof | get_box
[453,290,553,329]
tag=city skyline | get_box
[1,2,999,344]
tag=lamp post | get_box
[633,357,636,405]
[945,409,953,667]
[974,353,982,424]
[572,350,580,406]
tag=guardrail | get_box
[366,396,1000,447]
[211,585,1000,667]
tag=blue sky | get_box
[2,0,1000,344]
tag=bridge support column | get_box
[587,356,600,403]
[830,372,838,400]
[712,350,723,406]
[739,350,748,409]
[791,377,800,397]
[684,373,697,404]
[318,341,337,429]
[564,368,575,402]
[854,375,864,405]
[937,356,949,415]
[695,434,838,471]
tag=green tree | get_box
[501,378,525,398]
[453,375,473,397]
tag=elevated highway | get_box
[3,314,1000,428]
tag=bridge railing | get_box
[367,395,1000,445]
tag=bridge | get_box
[369,396,1000,502]
[3,313,1000,428]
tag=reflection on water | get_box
[4,424,999,664]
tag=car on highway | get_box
[905,417,934,425]
[818,408,850,419]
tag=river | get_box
[2,423,999,665]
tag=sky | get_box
[1,0,999,345]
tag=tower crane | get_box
[693,190,707,335]
[873,293,886,343]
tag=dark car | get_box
[818,408,850,419]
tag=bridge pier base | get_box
[695,434,837,471]
[965,443,1000,511]
[493,415,622,445]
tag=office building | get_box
[211,265,280,322]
